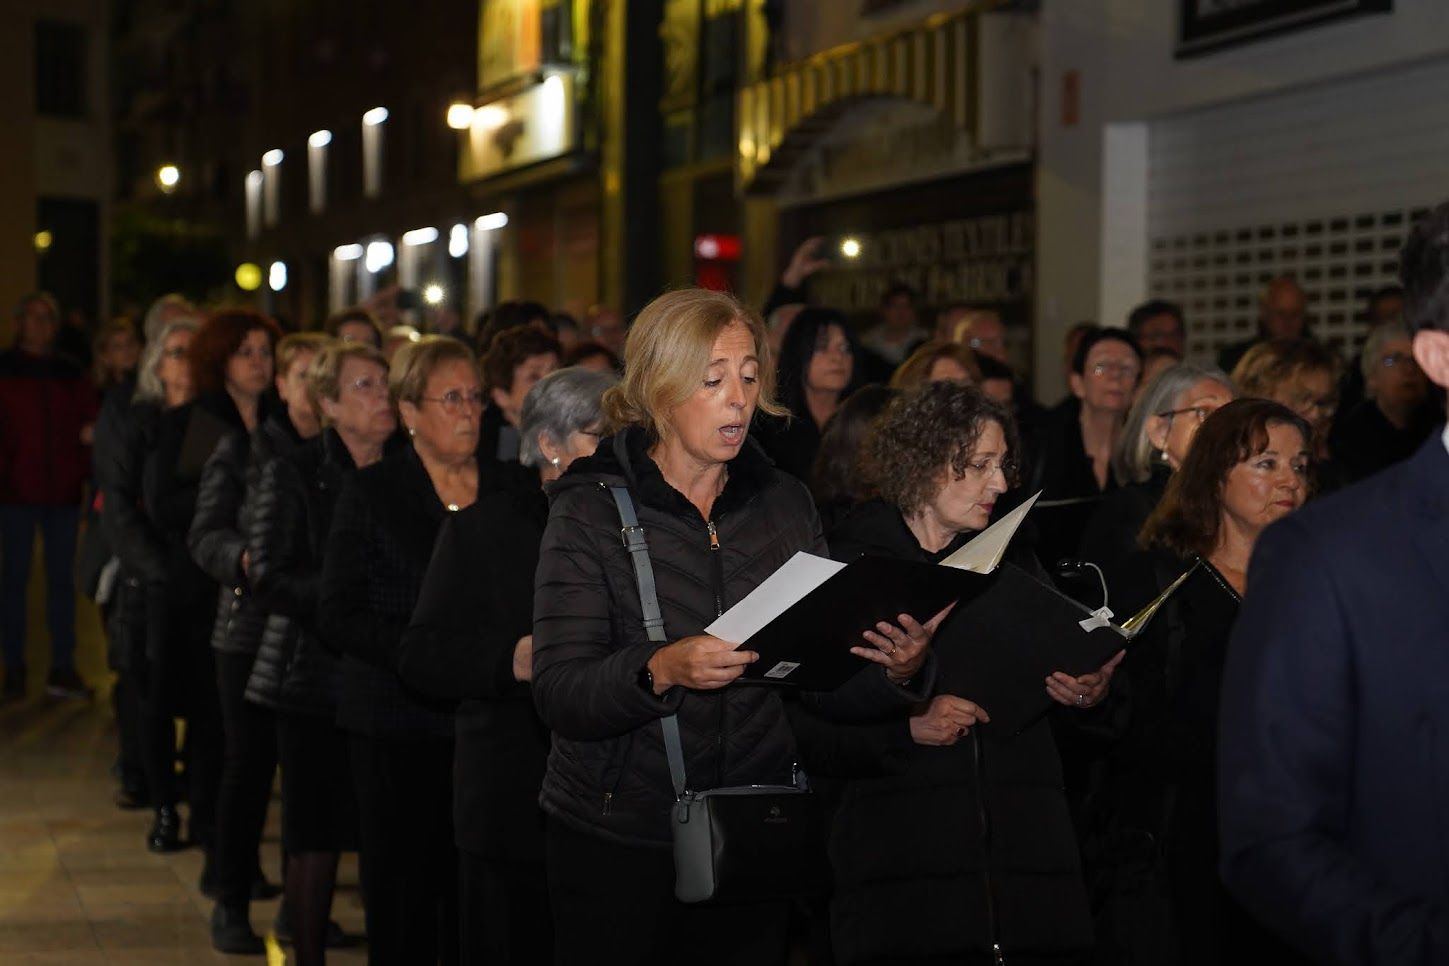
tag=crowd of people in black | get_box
[2,203,1448,966]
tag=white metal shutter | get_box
[1146,56,1449,363]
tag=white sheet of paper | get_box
[938,491,1041,574]
[705,551,845,645]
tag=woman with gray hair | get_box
[399,365,614,965]
[100,317,201,853]
[1329,321,1436,482]
[1078,363,1234,595]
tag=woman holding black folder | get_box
[1089,399,1312,966]
[818,381,1123,966]
[531,289,944,966]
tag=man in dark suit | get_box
[1217,203,1449,964]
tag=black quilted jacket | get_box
[241,427,340,712]
[187,398,293,657]
[532,427,929,848]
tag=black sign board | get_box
[1177,0,1393,57]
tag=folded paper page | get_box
[939,491,1041,574]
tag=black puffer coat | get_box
[532,428,930,849]
[822,500,1101,965]
[188,402,294,658]
[245,430,361,714]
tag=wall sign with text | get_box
[1177,0,1392,57]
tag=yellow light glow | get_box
[446,103,474,130]
[840,237,862,259]
[235,263,263,291]
[423,284,445,306]
[156,164,180,190]
[475,103,509,131]
[34,230,53,252]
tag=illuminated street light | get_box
[333,244,364,261]
[448,224,469,258]
[156,164,180,192]
[401,227,439,247]
[364,240,395,273]
[268,261,287,292]
[362,106,389,127]
[308,130,333,148]
[446,102,474,130]
[235,263,263,291]
[423,284,445,306]
[475,211,509,231]
[474,103,509,131]
[262,149,284,167]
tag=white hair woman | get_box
[400,365,615,964]
[1078,363,1235,593]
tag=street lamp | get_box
[156,164,180,193]
[446,102,474,130]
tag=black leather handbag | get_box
[608,485,826,904]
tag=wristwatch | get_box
[637,663,656,695]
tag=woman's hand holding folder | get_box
[850,602,956,685]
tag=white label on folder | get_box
[763,661,801,679]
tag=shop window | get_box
[35,20,87,118]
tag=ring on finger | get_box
[1075,693,1087,706]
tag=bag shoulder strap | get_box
[606,484,689,798]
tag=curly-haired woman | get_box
[819,381,1123,965]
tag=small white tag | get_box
[763,661,801,680]
[1077,606,1116,633]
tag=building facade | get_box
[1037,0,1449,399]
[1,0,111,343]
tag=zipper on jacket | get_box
[706,519,726,788]
[601,733,636,815]
[970,731,1006,965]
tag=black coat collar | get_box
[556,424,777,522]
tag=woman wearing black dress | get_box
[320,336,485,964]
[1026,328,1141,570]
[400,366,615,965]
[1092,399,1312,965]
[819,382,1124,966]
[754,307,863,482]
[247,341,396,964]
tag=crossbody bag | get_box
[608,484,825,904]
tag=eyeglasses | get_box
[1380,352,1419,370]
[964,457,1017,478]
[968,336,1006,351]
[1157,405,1216,425]
[346,376,389,397]
[1089,361,1140,380]
[421,389,485,414]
